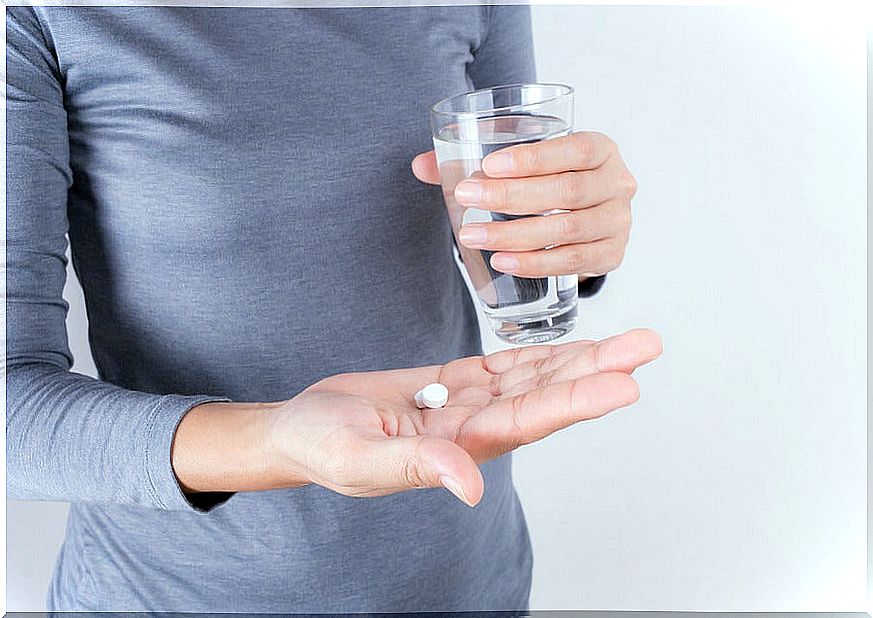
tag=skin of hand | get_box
[172,329,662,507]
[411,132,637,280]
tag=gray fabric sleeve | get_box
[6,7,229,512]
[467,5,537,89]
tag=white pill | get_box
[420,383,449,409]
[414,389,426,409]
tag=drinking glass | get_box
[430,83,578,344]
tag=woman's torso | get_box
[34,7,533,611]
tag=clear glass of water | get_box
[430,83,578,345]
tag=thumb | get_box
[411,150,441,185]
[360,435,484,506]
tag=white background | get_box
[7,4,867,611]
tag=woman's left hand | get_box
[412,131,636,280]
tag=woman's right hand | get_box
[172,329,662,506]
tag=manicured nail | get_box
[490,254,520,273]
[439,475,473,507]
[484,151,513,175]
[454,180,483,205]
[458,225,488,248]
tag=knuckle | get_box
[514,255,541,277]
[558,212,585,242]
[619,172,638,198]
[509,395,526,448]
[518,144,539,171]
[401,439,426,488]
[490,372,503,397]
[573,133,595,164]
[483,222,503,247]
[534,353,558,386]
[597,132,618,155]
[558,173,583,206]
[569,379,587,415]
[533,347,557,375]
[571,246,591,273]
[486,180,510,209]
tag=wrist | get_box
[172,399,309,494]
[260,397,314,489]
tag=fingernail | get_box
[490,254,520,273]
[484,151,513,175]
[454,180,483,205]
[439,475,473,507]
[458,225,488,248]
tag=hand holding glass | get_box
[430,84,578,345]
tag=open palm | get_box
[275,328,661,505]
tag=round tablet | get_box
[421,383,449,409]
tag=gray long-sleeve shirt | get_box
[7,6,538,612]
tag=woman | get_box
[7,5,659,611]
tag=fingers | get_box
[514,372,641,441]
[411,150,441,185]
[489,238,627,277]
[594,328,663,373]
[491,329,663,397]
[458,200,630,251]
[459,372,641,455]
[329,434,485,507]
[483,338,593,374]
[454,168,621,215]
[481,131,617,178]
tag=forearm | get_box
[171,400,309,494]
[7,363,226,509]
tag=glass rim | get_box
[429,82,574,119]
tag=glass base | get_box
[489,303,578,345]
